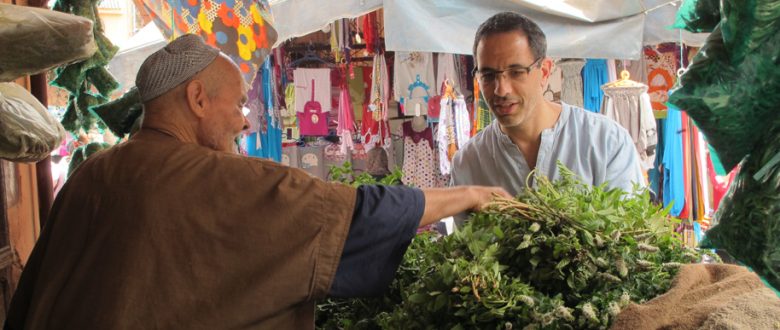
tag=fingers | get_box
[470,186,512,211]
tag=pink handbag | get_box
[297,79,329,136]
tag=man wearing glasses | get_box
[451,12,645,205]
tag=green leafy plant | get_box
[328,161,403,187]
[317,165,716,329]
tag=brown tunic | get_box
[6,129,357,329]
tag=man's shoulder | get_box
[561,103,628,138]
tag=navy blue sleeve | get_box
[328,185,425,298]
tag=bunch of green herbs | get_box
[317,166,712,329]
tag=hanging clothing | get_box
[451,103,645,197]
[600,84,658,170]
[297,79,329,136]
[402,122,436,188]
[337,84,355,154]
[624,58,648,84]
[281,84,300,142]
[679,111,693,220]
[435,53,461,95]
[347,66,367,121]
[582,59,609,113]
[544,62,563,102]
[473,79,493,135]
[293,68,331,114]
[558,59,586,108]
[362,54,391,152]
[606,59,618,83]
[662,105,686,217]
[436,95,470,176]
[247,59,282,162]
[644,46,678,111]
[393,51,435,116]
[362,11,378,54]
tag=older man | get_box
[451,12,645,199]
[5,35,508,329]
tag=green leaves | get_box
[316,165,714,329]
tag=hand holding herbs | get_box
[317,166,713,329]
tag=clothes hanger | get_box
[290,43,329,67]
[603,70,646,88]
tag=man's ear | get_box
[185,79,210,118]
[539,58,554,88]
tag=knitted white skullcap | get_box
[135,34,220,102]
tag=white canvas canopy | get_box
[269,0,708,59]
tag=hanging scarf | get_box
[362,53,390,151]
[337,80,355,154]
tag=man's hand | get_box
[419,186,511,227]
[466,186,512,212]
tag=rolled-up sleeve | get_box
[328,185,424,298]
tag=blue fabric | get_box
[663,105,685,216]
[581,59,609,113]
[329,185,424,298]
[246,59,282,162]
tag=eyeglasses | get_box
[473,57,542,86]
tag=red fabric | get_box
[679,111,691,220]
[427,95,441,119]
[707,153,738,211]
[363,12,377,55]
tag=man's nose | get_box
[493,73,511,97]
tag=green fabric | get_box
[672,0,721,32]
[672,0,780,294]
[347,67,366,121]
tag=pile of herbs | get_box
[317,166,712,329]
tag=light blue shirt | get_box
[451,103,645,197]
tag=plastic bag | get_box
[669,20,780,170]
[702,127,780,292]
[0,4,97,82]
[0,83,66,162]
[672,0,721,32]
[89,87,142,138]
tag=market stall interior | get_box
[0,0,779,328]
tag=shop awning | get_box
[269,0,709,59]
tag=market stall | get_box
[1,0,779,328]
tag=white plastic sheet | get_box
[269,0,710,59]
[383,0,645,59]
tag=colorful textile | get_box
[401,122,446,188]
[137,0,277,84]
[362,54,391,152]
[337,84,356,154]
[644,45,677,111]
[581,59,609,113]
[393,51,434,116]
[246,59,281,161]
